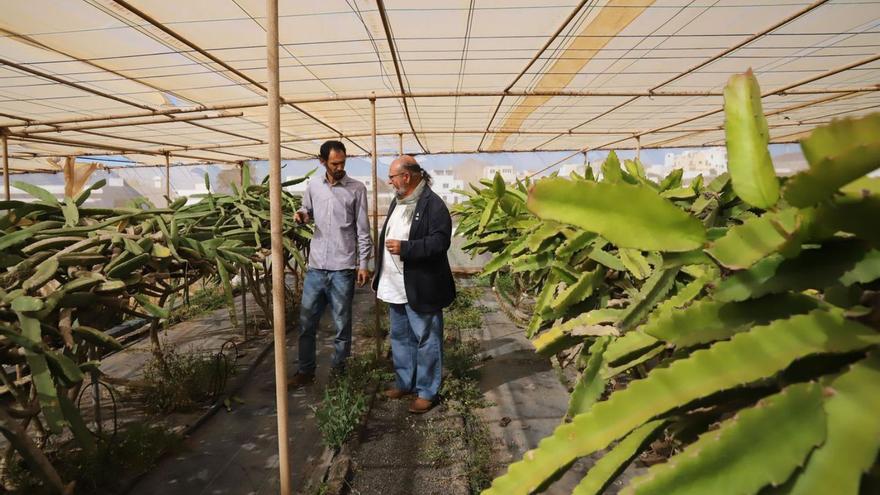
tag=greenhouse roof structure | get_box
[1,0,879,172]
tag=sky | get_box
[242,142,807,179]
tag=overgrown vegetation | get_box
[139,345,234,413]
[455,71,880,495]
[437,287,495,493]
[166,285,228,324]
[3,423,180,494]
[0,166,311,490]
[313,351,391,450]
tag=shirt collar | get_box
[322,173,350,186]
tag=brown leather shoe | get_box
[383,388,412,399]
[408,397,434,414]
[287,372,314,388]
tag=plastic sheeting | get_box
[0,0,878,171]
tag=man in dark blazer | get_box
[372,155,456,413]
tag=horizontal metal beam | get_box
[6,87,877,131]
[20,112,244,135]
[7,132,240,164]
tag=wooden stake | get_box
[165,152,171,204]
[266,0,291,492]
[371,97,382,356]
[2,133,10,201]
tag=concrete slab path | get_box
[475,290,595,494]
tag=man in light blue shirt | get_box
[289,140,372,386]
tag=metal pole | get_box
[240,162,248,339]
[23,112,244,135]
[266,0,291,492]
[7,131,241,164]
[7,86,876,131]
[636,136,641,162]
[164,152,171,204]
[371,97,381,356]
[2,133,10,201]
[89,347,102,435]
[398,133,403,156]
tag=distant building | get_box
[349,175,395,212]
[428,168,464,204]
[558,163,586,177]
[559,161,606,179]
[175,183,210,205]
[484,165,516,183]
[645,164,667,183]
[772,152,809,176]
[664,148,727,180]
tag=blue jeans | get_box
[388,303,444,401]
[297,268,355,374]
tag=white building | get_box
[349,175,395,211]
[428,169,464,204]
[558,163,586,177]
[483,165,516,183]
[664,148,727,180]
[175,182,211,205]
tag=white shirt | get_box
[377,204,412,304]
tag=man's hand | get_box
[385,239,402,255]
[294,211,310,224]
[357,269,370,287]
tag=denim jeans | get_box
[297,268,355,374]
[388,303,444,401]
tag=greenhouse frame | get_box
[1,1,879,494]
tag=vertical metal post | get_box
[371,97,381,356]
[89,347,102,435]
[2,133,10,201]
[266,0,291,493]
[165,152,171,204]
[240,163,248,338]
[398,132,403,156]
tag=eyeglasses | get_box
[388,172,407,180]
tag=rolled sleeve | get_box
[355,185,373,269]
[298,183,313,218]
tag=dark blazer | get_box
[372,186,456,313]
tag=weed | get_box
[441,288,497,493]
[167,286,228,324]
[471,275,492,288]
[445,306,485,333]
[445,338,480,382]
[314,378,367,450]
[309,482,330,495]
[421,417,462,466]
[140,345,234,413]
[313,352,391,450]
[3,423,180,494]
[493,271,517,304]
[450,287,482,310]
[441,376,488,414]
[445,287,488,337]
[461,412,494,494]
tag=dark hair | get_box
[401,160,432,187]
[319,140,346,161]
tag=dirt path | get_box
[126,286,376,495]
[346,397,470,495]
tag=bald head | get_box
[388,155,430,198]
[390,155,419,174]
